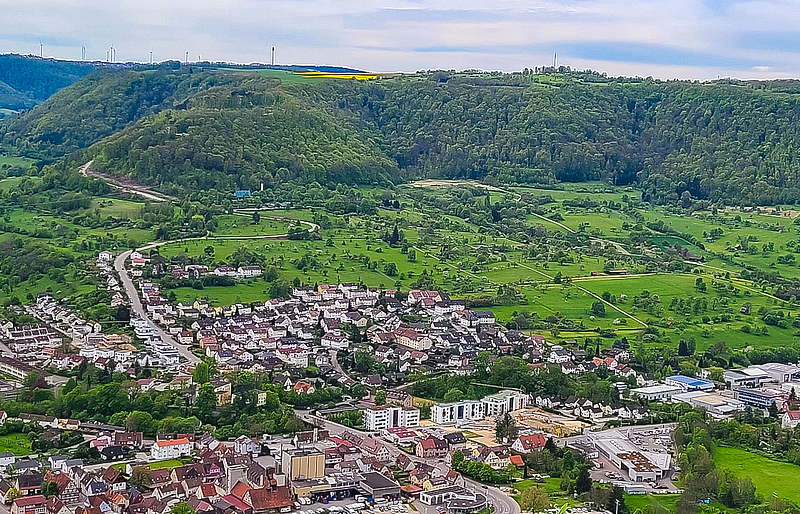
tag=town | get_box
[0,246,798,514]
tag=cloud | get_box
[1,0,800,79]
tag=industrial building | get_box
[591,433,671,483]
[665,375,714,392]
[733,387,783,409]
[420,486,487,514]
[671,391,745,417]
[630,384,683,401]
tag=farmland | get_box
[0,433,32,456]
[0,167,798,355]
[139,180,800,354]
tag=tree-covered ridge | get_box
[0,68,250,159]
[9,67,800,203]
[319,78,800,204]
[84,80,400,194]
[0,54,99,110]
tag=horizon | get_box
[7,52,800,84]
[4,0,800,82]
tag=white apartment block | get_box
[481,390,527,417]
[363,406,421,431]
[431,400,484,425]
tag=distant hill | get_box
[0,54,102,112]
[0,68,251,159]
[7,65,800,203]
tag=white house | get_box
[151,438,193,460]
[0,451,15,471]
[237,266,262,278]
[233,435,260,456]
[783,409,800,429]
[547,346,571,364]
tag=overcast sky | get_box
[2,0,799,80]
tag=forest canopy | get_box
[6,66,800,204]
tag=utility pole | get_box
[615,498,620,514]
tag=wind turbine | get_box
[39,42,43,57]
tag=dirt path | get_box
[510,258,649,328]
[79,159,177,202]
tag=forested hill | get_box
[7,66,800,203]
[0,54,100,111]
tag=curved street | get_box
[113,217,319,366]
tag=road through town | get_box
[112,216,319,366]
[296,412,521,514]
[114,249,201,365]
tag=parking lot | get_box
[564,424,679,493]
[295,496,413,514]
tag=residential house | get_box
[416,438,448,459]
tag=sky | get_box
[2,0,800,80]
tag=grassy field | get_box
[113,458,184,472]
[0,433,32,455]
[94,198,146,219]
[513,478,580,507]
[624,493,680,513]
[714,447,800,502]
[214,215,293,237]
[0,155,35,169]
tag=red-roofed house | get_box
[511,434,547,453]
[292,381,316,395]
[415,438,448,459]
[151,438,192,460]
[12,495,47,514]
[782,409,800,429]
[244,486,293,514]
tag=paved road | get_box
[297,412,521,514]
[329,349,356,384]
[114,250,201,365]
[463,478,518,514]
[111,214,320,367]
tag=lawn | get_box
[714,446,800,502]
[624,493,680,513]
[112,458,184,472]
[0,433,32,455]
[0,155,35,169]
[513,478,580,507]
[94,198,146,219]
[214,215,294,237]
[150,458,185,470]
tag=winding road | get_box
[113,215,319,366]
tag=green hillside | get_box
[7,67,800,203]
[85,81,400,194]
[0,54,99,110]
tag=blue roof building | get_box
[235,190,252,199]
[665,375,715,392]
